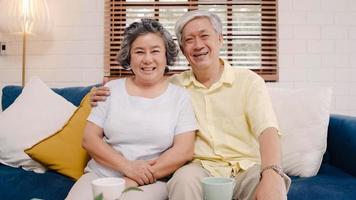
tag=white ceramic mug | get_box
[201,177,236,200]
[92,177,126,200]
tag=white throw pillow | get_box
[0,77,76,172]
[268,87,332,177]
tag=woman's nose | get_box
[142,53,153,63]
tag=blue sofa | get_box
[1,85,356,200]
[0,85,94,200]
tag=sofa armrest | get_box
[327,114,356,177]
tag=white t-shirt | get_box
[86,78,197,177]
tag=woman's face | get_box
[130,32,167,85]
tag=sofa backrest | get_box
[1,85,97,111]
[326,114,356,177]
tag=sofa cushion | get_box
[25,91,93,180]
[0,83,97,199]
[1,85,22,111]
[268,87,332,177]
[2,84,95,111]
[0,78,77,172]
[327,114,356,177]
[0,163,74,200]
[288,164,356,200]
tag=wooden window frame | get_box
[104,0,278,82]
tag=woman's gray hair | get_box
[117,18,178,68]
[174,10,223,48]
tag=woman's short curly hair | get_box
[117,18,179,69]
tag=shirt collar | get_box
[181,58,235,87]
[219,59,235,86]
[181,70,196,87]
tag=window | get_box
[104,0,278,81]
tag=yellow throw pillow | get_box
[25,91,93,180]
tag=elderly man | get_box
[92,10,290,200]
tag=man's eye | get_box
[152,50,160,53]
[202,34,209,38]
[135,51,144,54]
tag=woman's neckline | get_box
[123,77,170,100]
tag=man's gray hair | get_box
[174,10,223,48]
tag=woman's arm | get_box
[82,121,155,185]
[149,131,196,179]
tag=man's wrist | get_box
[260,165,286,180]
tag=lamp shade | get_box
[0,0,51,86]
[0,0,50,34]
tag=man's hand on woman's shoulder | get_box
[90,86,111,107]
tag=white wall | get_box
[0,0,104,88]
[0,0,355,115]
[277,0,356,116]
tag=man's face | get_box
[181,17,223,71]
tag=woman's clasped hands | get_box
[121,159,157,187]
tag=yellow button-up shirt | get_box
[169,59,279,177]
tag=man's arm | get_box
[254,127,287,200]
[259,127,281,169]
[90,86,110,107]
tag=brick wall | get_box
[0,0,355,115]
[277,0,356,116]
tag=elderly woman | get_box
[66,18,197,200]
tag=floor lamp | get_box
[0,0,50,86]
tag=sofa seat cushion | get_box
[0,164,74,200]
[288,164,356,200]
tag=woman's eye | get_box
[135,51,144,54]
[152,50,160,53]
[185,38,193,43]
[202,34,209,38]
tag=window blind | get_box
[104,0,278,81]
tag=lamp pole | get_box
[0,0,50,87]
[22,29,27,86]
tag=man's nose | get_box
[193,37,204,49]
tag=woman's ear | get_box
[218,34,224,48]
[180,46,187,56]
